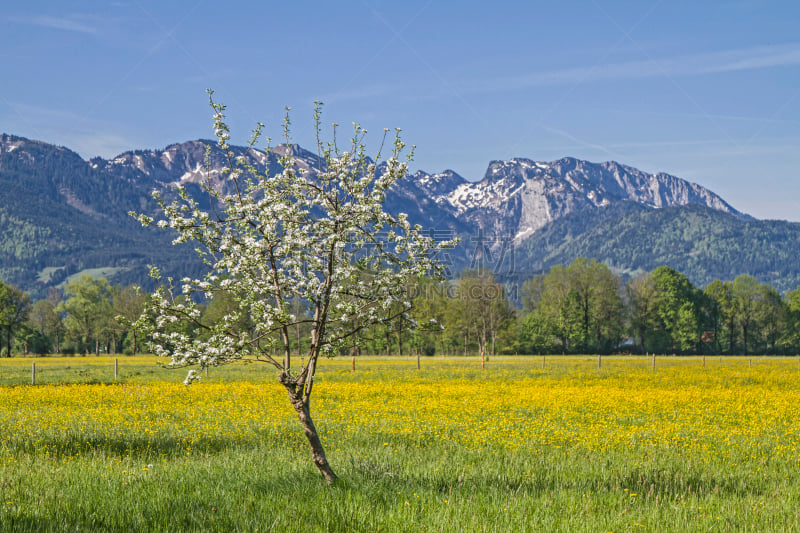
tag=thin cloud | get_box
[13,15,98,35]
[11,102,86,123]
[2,103,136,158]
[713,44,800,73]
[542,125,627,161]
[467,43,800,93]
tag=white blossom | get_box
[132,95,457,387]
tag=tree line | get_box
[401,258,800,357]
[516,259,800,356]
[0,275,145,356]
[3,258,800,357]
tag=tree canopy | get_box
[0,281,30,357]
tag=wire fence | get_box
[1,354,799,386]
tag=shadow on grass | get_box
[333,455,765,502]
[0,515,59,533]
[1,452,773,533]
[224,461,767,533]
[3,434,277,459]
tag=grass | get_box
[1,355,799,531]
[55,266,129,288]
[35,266,64,283]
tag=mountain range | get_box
[2,132,799,299]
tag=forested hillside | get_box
[0,134,203,298]
[4,133,800,297]
[515,202,800,293]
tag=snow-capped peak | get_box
[419,155,741,247]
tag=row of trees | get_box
[0,276,146,356]
[3,258,800,357]
[400,258,800,357]
[515,258,800,355]
[215,258,800,358]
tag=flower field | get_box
[1,355,799,531]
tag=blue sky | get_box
[2,1,799,220]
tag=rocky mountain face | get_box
[88,139,742,235]
[404,157,742,245]
[91,140,323,198]
[0,133,781,298]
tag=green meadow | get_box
[1,355,799,532]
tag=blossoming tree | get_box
[133,92,454,484]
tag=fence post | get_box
[651,352,655,370]
[542,355,545,369]
[114,358,118,381]
[597,354,601,370]
[31,362,36,385]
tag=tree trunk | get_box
[727,318,736,354]
[296,321,302,360]
[741,323,748,355]
[280,372,337,484]
[480,316,487,360]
